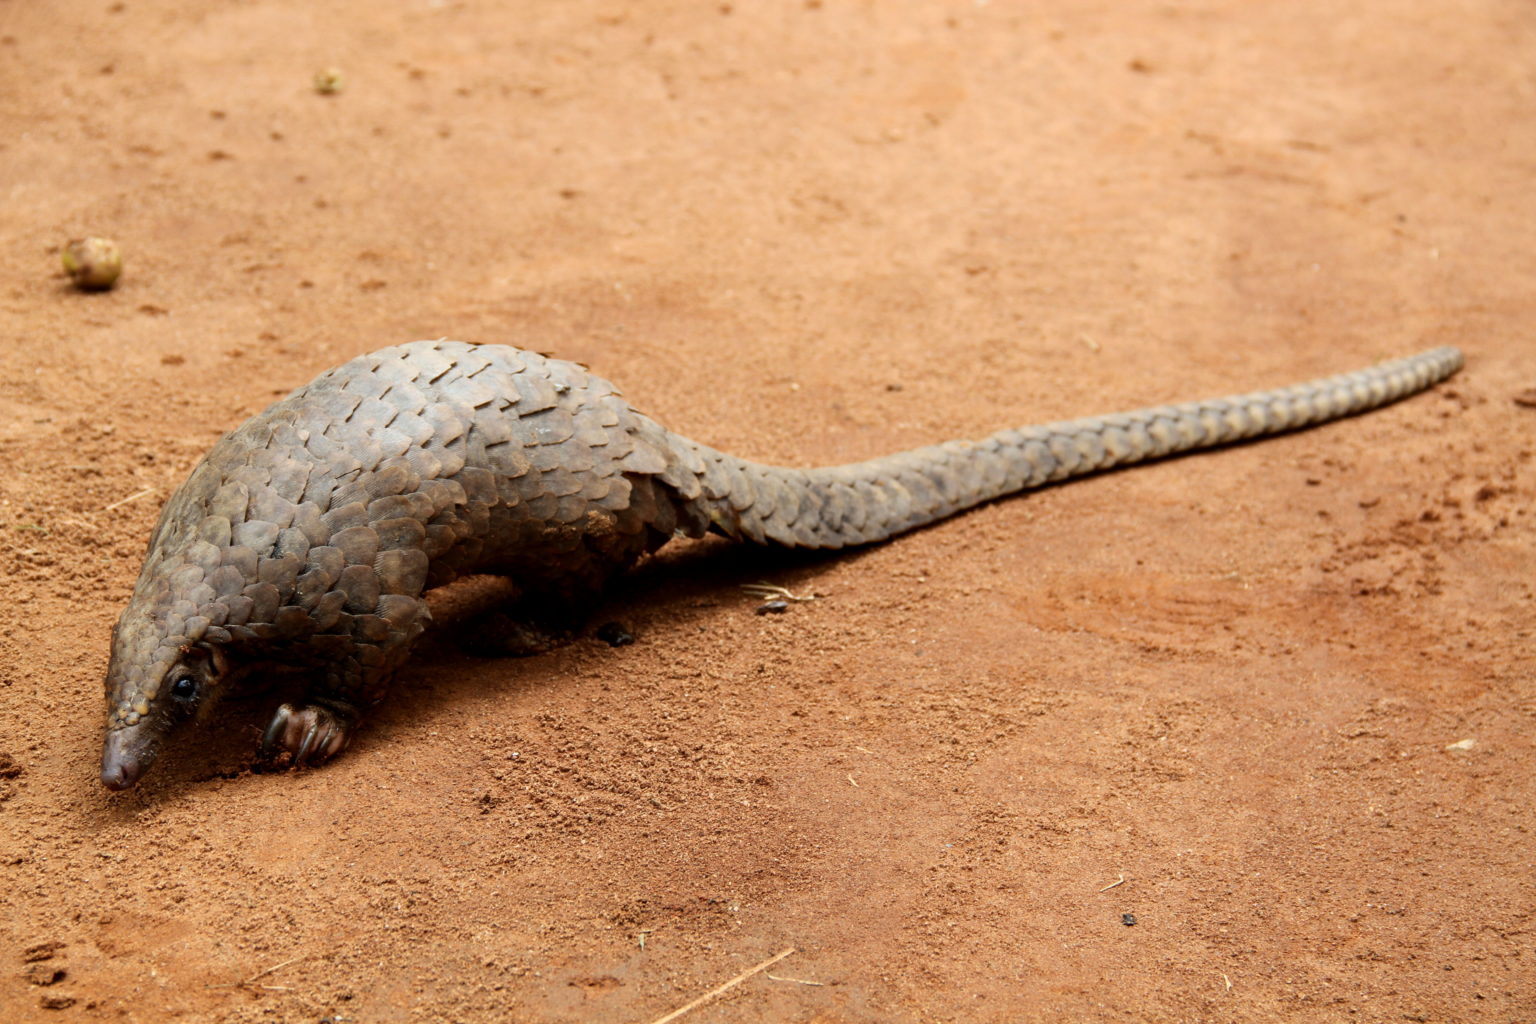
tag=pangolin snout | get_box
[100,729,151,791]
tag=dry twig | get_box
[207,955,303,992]
[103,487,154,512]
[646,948,795,1024]
[740,582,818,602]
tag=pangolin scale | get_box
[100,341,1464,789]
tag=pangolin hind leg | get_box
[456,594,588,657]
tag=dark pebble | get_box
[1121,913,1137,927]
[755,600,789,615]
[595,621,635,647]
[23,963,64,986]
[22,941,63,963]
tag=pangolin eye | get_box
[170,676,198,702]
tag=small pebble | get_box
[61,237,122,291]
[755,600,789,615]
[1121,913,1137,927]
[595,621,634,647]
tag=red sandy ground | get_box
[1,2,1532,1021]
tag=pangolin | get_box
[100,341,1464,789]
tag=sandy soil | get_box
[1,1,1533,1021]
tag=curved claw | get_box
[258,703,295,758]
[259,702,354,768]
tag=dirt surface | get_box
[1,1,1533,1021]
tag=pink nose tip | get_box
[100,733,145,790]
[100,755,141,791]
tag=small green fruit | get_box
[313,68,344,95]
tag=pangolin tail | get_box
[663,346,1463,550]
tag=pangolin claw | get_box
[259,702,353,768]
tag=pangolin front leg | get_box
[260,701,356,766]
